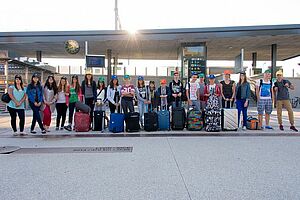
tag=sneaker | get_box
[19,132,27,136]
[41,130,47,134]
[290,126,298,132]
[279,125,284,131]
[55,127,59,131]
[13,132,18,136]
[30,130,37,134]
[64,125,72,132]
[46,129,51,132]
[60,127,64,130]
[265,126,273,130]
[242,126,247,131]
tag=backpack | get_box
[1,93,11,103]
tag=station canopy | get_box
[0,24,300,61]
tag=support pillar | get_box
[25,67,29,85]
[271,44,277,79]
[252,52,257,68]
[106,49,112,86]
[41,71,44,83]
[36,51,42,62]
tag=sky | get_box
[1,0,300,77]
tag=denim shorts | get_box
[257,98,272,115]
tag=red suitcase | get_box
[74,112,91,132]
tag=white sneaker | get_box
[242,126,247,131]
[13,131,18,136]
[19,132,27,136]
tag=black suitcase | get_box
[144,112,158,132]
[125,112,140,132]
[93,111,105,131]
[172,107,186,130]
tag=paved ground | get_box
[1,108,300,200]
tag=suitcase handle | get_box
[225,100,233,109]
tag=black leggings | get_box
[109,102,120,113]
[7,106,25,132]
[121,99,134,114]
[68,102,76,125]
[85,98,95,123]
[56,103,68,128]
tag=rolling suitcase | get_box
[93,110,105,131]
[144,105,158,132]
[172,107,186,130]
[74,112,91,132]
[158,97,170,131]
[75,101,91,113]
[109,113,124,133]
[205,110,221,132]
[125,112,140,132]
[221,101,238,131]
[187,108,203,131]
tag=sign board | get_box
[86,55,105,68]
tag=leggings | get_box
[68,102,76,125]
[56,103,68,128]
[7,106,25,132]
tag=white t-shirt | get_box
[256,79,272,100]
[186,82,200,100]
[208,84,216,95]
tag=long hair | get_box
[238,73,248,85]
[44,75,58,95]
[109,79,119,89]
[149,81,156,91]
[14,75,24,90]
[137,80,145,88]
[58,77,67,93]
[85,74,93,85]
[97,81,106,90]
[31,75,41,87]
[71,75,81,93]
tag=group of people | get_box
[5,68,298,136]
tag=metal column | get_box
[252,52,257,68]
[106,49,112,86]
[36,51,42,62]
[271,44,277,79]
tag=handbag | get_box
[1,93,11,103]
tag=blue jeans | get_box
[172,100,182,108]
[138,101,147,125]
[236,99,248,127]
[29,102,45,131]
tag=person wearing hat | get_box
[7,75,27,136]
[220,70,236,108]
[121,75,135,113]
[157,79,171,110]
[26,73,46,134]
[64,75,82,131]
[94,76,109,126]
[235,72,251,130]
[204,74,221,98]
[273,70,298,132]
[81,71,97,125]
[198,73,207,111]
[56,76,69,131]
[169,71,183,108]
[186,73,201,111]
[107,75,121,113]
[135,76,151,127]
[41,75,58,132]
[256,69,274,130]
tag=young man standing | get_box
[273,70,298,132]
[256,69,274,130]
[169,71,183,108]
[186,73,200,111]
[121,75,135,113]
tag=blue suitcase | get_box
[109,113,124,133]
[158,110,170,131]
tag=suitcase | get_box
[125,112,140,132]
[221,102,238,131]
[144,112,158,132]
[75,101,91,113]
[93,111,105,131]
[172,107,186,130]
[158,110,170,131]
[109,113,124,133]
[246,116,259,130]
[74,112,91,132]
[205,109,221,132]
[187,109,203,131]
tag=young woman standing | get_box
[56,76,69,130]
[7,75,27,136]
[95,76,109,125]
[26,73,46,134]
[135,76,150,127]
[81,72,97,123]
[107,75,121,113]
[42,75,58,132]
[64,75,82,131]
